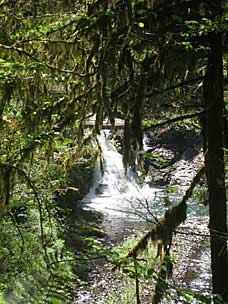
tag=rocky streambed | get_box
[172,219,211,294]
[74,218,211,304]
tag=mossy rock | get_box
[57,161,95,208]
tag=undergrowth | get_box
[0,139,99,304]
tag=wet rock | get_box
[56,161,95,208]
[144,126,203,188]
[95,183,109,195]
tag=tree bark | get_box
[205,23,228,300]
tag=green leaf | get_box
[147,268,154,276]
[170,185,178,193]
[138,22,144,28]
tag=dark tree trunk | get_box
[205,13,228,300]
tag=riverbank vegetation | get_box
[0,129,99,303]
[1,0,228,303]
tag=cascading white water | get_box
[82,131,162,220]
[82,131,209,222]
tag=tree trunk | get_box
[205,25,228,301]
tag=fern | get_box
[3,250,75,304]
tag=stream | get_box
[76,131,211,303]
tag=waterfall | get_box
[82,131,162,220]
[82,131,209,222]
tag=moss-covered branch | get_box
[114,166,205,263]
[0,43,96,76]
[143,111,205,131]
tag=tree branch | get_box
[143,110,205,131]
[14,38,77,45]
[0,43,99,76]
[11,11,78,19]
[146,76,204,97]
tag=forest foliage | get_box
[1,0,228,303]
